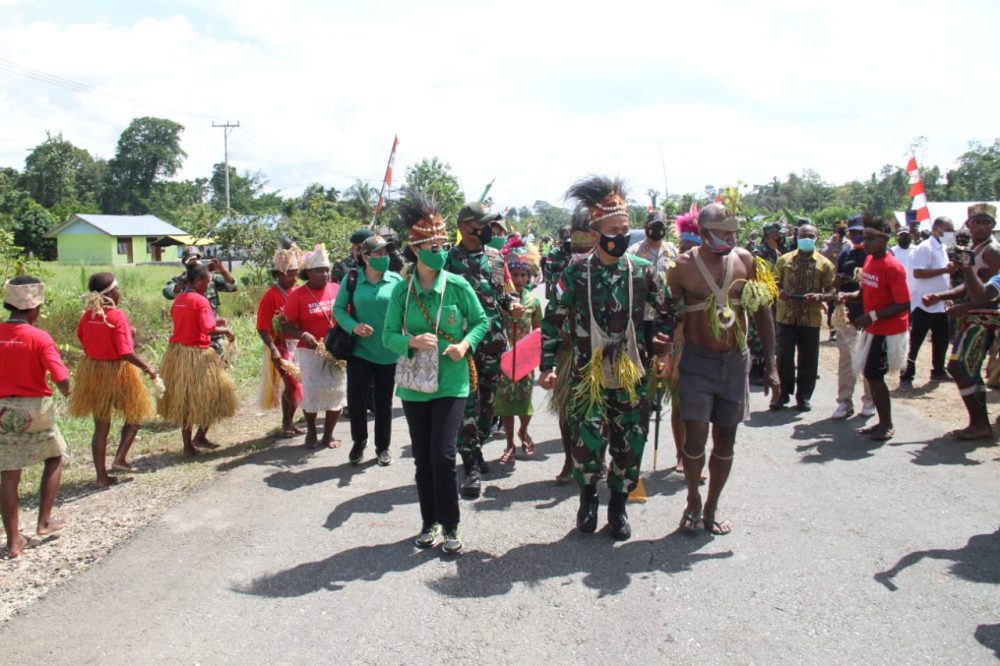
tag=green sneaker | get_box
[442,527,463,555]
[415,523,441,549]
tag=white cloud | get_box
[1,0,998,215]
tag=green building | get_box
[45,214,189,265]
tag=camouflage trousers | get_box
[457,349,501,458]
[568,380,650,493]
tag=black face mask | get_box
[598,232,629,258]
[897,237,912,249]
[561,239,571,252]
[646,226,665,241]
[472,224,492,246]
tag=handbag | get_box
[324,270,359,361]
[395,275,446,393]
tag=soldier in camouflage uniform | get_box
[163,246,238,355]
[542,225,573,301]
[331,228,375,284]
[446,201,521,498]
[539,177,676,541]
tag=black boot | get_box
[476,449,490,475]
[607,491,631,541]
[577,485,599,533]
[460,454,481,499]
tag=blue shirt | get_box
[837,245,867,320]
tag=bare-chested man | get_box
[666,204,780,535]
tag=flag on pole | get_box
[478,178,496,204]
[369,134,399,229]
[906,157,931,224]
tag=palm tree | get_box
[345,180,378,223]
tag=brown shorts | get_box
[678,342,749,426]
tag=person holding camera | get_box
[900,216,955,390]
[333,235,403,466]
[163,246,238,355]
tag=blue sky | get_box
[1,0,998,211]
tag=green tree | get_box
[146,178,208,222]
[209,163,268,215]
[10,198,58,259]
[21,132,102,210]
[212,215,281,285]
[946,139,1000,201]
[402,157,464,221]
[102,117,186,214]
[531,200,572,236]
[344,179,378,224]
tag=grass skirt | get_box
[544,343,573,417]
[296,346,347,413]
[256,345,303,410]
[851,330,909,377]
[69,357,155,423]
[158,343,238,428]
[0,397,67,471]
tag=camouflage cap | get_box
[967,203,997,223]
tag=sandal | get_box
[499,446,516,465]
[519,432,536,456]
[704,516,732,535]
[869,427,895,441]
[679,510,703,534]
[857,424,879,435]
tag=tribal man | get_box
[666,203,780,535]
[539,176,675,541]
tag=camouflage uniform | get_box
[445,243,511,459]
[163,272,238,355]
[330,256,361,284]
[542,244,572,301]
[541,254,676,493]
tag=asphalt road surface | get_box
[3,371,999,664]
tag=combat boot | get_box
[460,454,481,499]
[577,485,599,533]
[607,491,631,541]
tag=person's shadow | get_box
[232,529,732,599]
[323,485,417,530]
[975,623,1000,658]
[792,418,886,464]
[873,527,1000,591]
[892,435,987,467]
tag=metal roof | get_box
[46,214,187,238]
[894,202,1000,233]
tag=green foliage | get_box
[343,179,378,225]
[530,200,571,237]
[0,227,47,284]
[946,139,1000,201]
[403,157,464,221]
[102,117,186,214]
[10,198,58,259]
[209,163,271,215]
[21,132,102,210]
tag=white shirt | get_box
[908,235,949,313]
[892,245,915,293]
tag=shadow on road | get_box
[324,484,417,530]
[792,418,886,464]
[975,623,1000,659]
[233,529,732,599]
[889,435,988,467]
[873,527,1000,591]
[475,479,575,512]
[264,461,362,491]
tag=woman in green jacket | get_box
[382,194,487,555]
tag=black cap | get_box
[457,201,501,226]
[645,211,667,228]
[350,228,375,245]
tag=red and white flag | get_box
[370,134,398,228]
[906,157,930,224]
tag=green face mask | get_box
[367,256,390,273]
[488,236,505,250]
[418,249,447,271]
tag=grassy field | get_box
[16,262,274,502]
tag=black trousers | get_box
[903,307,949,380]
[402,397,466,532]
[347,356,396,453]
[777,323,820,402]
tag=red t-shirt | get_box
[0,322,70,397]
[861,253,910,336]
[169,291,216,348]
[284,283,338,340]
[77,308,135,360]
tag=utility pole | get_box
[212,121,239,269]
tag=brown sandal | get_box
[519,432,536,456]
[499,446,516,465]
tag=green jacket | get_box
[383,271,488,401]
[332,269,403,365]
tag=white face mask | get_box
[940,231,956,246]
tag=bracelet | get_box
[870,311,879,322]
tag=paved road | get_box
[3,367,999,664]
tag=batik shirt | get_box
[163,272,237,315]
[627,238,679,321]
[445,244,512,357]
[541,254,676,373]
[773,249,835,327]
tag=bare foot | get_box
[111,462,138,474]
[555,465,573,484]
[323,438,341,449]
[5,533,27,559]
[675,459,684,474]
[193,439,220,450]
[284,425,306,436]
[183,446,200,457]
[703,512,732,535]
[36,518,66,537]
[951,426,994,441]
[304,433,318,449]
[95,476,120,489]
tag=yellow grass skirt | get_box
[158,343,238,429]
[69,357,155,424]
